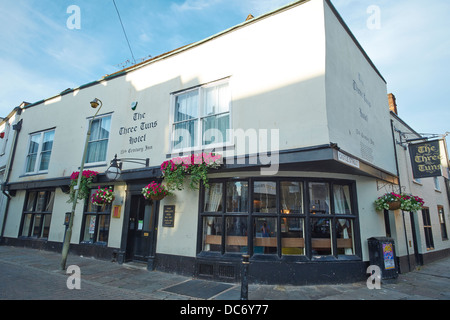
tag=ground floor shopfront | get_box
[0,180,382,284]
[3,148,445,285]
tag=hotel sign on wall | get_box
[409,140,443,179]
[118,111,158,156]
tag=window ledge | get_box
[20,172,49,178]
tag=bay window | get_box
[199,178,359,260]
[171,80,231,152]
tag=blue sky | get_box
[0,0,449,141]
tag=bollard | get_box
[240,254,250,300]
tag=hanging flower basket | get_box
[91,186,115,208]
[388,201,401,210]
[400,194,425,212]
[160,152,222,191]
[374,192,402,211]
[142,181,169,201]
[375,192,425,212]
[68,170,99,203]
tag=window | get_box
[200,179,358,259]
[1,123,10,155]
[422,208,434,250]
[434,177,441,191]
[20,190,55,239]
[438,206,448,240]
[25,129,55,174]
[86,115,111,164]
[80,189,112,244]
[172,80,231,152]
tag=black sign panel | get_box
[162,205,175,228]
[409,140,442,179]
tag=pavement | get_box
[1,245,450,301]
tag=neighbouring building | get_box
[1,0,449,285]
[388,94,450,271]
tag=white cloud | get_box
[170,0,221,12]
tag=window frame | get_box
[19,189,55,239]
[24,129,55,175]
[170,79,232,154]
[79,188,113,245]
[198,177,361,262]
[85,114,112,166]
[422,208,435,250]
[437,205,448,241]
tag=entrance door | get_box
[125,195,157,262]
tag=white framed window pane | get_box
[25,134,40,172]
[202,114,230,145]
[42,131,54,151]
[28,134,40,154]
[39,151,52,171]
[172,120,198,150]
[175,91,198,122]
[203,83,230,116]
[100,117,111,139]
[87,140,108,163]
[90,117,111,141]
[26,154,37,173]
[38,130,54,171]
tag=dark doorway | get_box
[125,195,158,263]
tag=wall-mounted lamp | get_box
[90,98,103,109]
[106,154,150,181]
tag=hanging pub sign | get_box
[409,139,443,179]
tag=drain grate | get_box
[162,279,234,299]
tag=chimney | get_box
[388,93,398,115]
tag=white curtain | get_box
[334,185,353,255]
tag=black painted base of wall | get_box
[0,237,118,262]
[154,253,368,285]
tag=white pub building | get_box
[0,0,449,285]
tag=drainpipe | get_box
[1,108,23,240]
